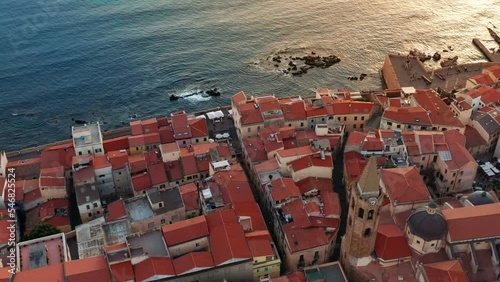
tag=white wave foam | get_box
[184,94,212,102]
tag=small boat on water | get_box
[170,88,221,101]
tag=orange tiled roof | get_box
[270,178,301,202]
[289,154,333,172]
[374,224,411,261]
[106,200,127,222]
[65,255,111,282]
[381,166,431,204]
[442,203,500,242]
[173,252,214,275]
[423,260,468,282]
[133,257,175,281]
[110,260,134,282]
[470,73,494,85]
[162,216,209,246]
[206,209,252,265]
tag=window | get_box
[159,202,163,208]
[368,210,374,220]
[361,116,365,121]
[397,124,401,129]
[99,174,105,178]
[87,150,91,154]
[86,205,90,210]
[248,128,251,133]
[88,213,92,217]
[96,211,100,215]
[349,217,352,226]
[93,203,98,208]
[203,137,207,141]
[344,117,347,121]
[118,172,122,175]
[300,122,304,127]
[161,219,165,224]
[354,116,358,121]
[433,155,438,163]
[183,141,186,144]
[360,124,364,129]
[387,122,392,126]
[364,228,371,237]
[196,243,200,247]
[79,152,82,156]
[353,124,357,129]
[458,179,461,183]
[416,240,421,244]
[358,208,364,218]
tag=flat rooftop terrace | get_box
[383,54,500,92]
[127,230,168,258]
[125,196,155,222]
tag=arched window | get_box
[358,208,364,218]
[368,210,374,220]
[364,228,371,237]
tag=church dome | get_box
[407,202,448,241]
[467,191,495,206]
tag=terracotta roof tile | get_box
[346,131,366,146]
[239,103,264,125]
[423,260,468,282]
[189,118,208,138]
[276,145,315,158]
[232,91,247,105]
[165,160,183,182]
[243,137,268,163]
[381,166,430,204]
[246,236,274,258]
[133,257,175,281]
[269,178,301,202]
[148,163,168,185]
[413,90,463,128]
[110,260,134,282]
[171,111,192,139]
[131,173,152,192]
[173,252,214,275]
[206,209,252,265]
[281,100,307,121]
[162,216,209,246]
[41,146,75,170]
[103,136,129,153]
[181,155,198,176]
[180,182,199,212]
[289,155,333,172]
[374,224,411,260]
[128,154,147,174]
[13,264,64,282]
[106,200,127,222]
[470,73,494,85]
[39,177,65,188]
[107,150,129,170]
[233,202,267,231]
[159,126,176,144]
[65,255,111,282]
[442,203,500,242]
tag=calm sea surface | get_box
[0,0,499,151]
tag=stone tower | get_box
[341,156,383,268]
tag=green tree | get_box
[23,224,61,241]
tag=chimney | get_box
[426,202,438,214]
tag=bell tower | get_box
[341,156,383,268]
